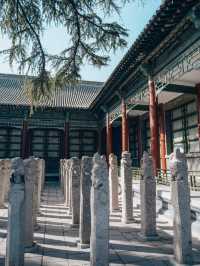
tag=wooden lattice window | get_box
[69,129,97,158]
[0,127,21,158]
[171,100,199,153]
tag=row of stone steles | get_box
[4,157,45,266]
[60,148,192,266]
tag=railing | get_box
[188,171,200,191]
[130,167,200,191]
[156,169,171,186]
[132,167,141,181]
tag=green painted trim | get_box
[164,84,197,95]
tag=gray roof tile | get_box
[0,73,103,109]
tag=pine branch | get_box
[0,0,140,105]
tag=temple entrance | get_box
[112,124,121,161]
[30,128,63,181]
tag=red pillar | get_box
[64,121,69,159]
[196,84,200,142]
[106,113,112,159]
[149,79,160,175]
[21,119,28,159]
[159,104,167,172]
[121,98,129,152]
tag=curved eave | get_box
[90,0,199,111]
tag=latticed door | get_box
[69,129,97,158]
[30,129,63,178]
[0,127,21,158]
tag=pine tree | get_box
[0,0,135,104]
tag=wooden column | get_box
[21,119,28,159]
[64,121,69,159]
[121,98,129,152]
[106,113,112,159]
[149,79,160,175]
[196,84,200,143]
[159,104,167,172]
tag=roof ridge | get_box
[0,73,103,109]
[0,73,104,86]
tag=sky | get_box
[0,0,162,82]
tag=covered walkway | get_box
[1,182,200,265]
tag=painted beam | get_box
[163,84,196,94]
[128,104,149,111]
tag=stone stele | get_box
[109,153,119,212]
[6,158,25,266]
[90,153,109,266]
[65,159,71,208]
[71,157,81,227]
[79,156,92,248]
[169,148,193,265]
[140,151,158,240]
[121,151,133,223]
[24,158,37,249]
[0,160,7,208]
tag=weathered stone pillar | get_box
[0,160,7,208]
[61,159,65,193]
[71,157,81,227]
[24,158,37,249]
[90,153,109,266]
[68,159,72,214]
[79,156,92,248]
[4,159,12,202]
[196,83,200,144]
[109,153,119,212]
[60,159,64,191]
[63,159,67,201]
[169,149,192,264]
[121,151,133,223]
[41,159,45,190]
[65,159,71,208]
[34,158,43,213]
[140,152,158,240]
[30,157,39,229]
[6,158,25,266]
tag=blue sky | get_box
[0,0,161,82]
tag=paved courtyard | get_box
[0,182,200,266]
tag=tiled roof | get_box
[0,73,103,109]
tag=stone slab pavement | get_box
[0,182,200,265]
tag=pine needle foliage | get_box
[0,0,136,104]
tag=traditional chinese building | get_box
[0,0,200,179]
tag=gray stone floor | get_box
[0,182,200,265]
